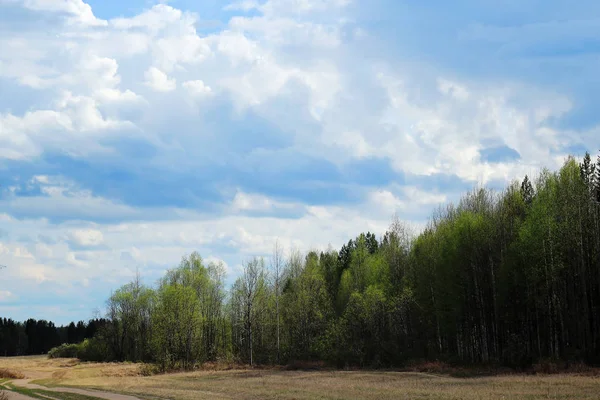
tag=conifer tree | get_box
[520,175,534,205]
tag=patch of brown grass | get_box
[285,360,328,371]
[403,360,516,378]
[99,364,142,377]
[531,359,600,376]
[5,356,600,400]
[52,370,68,380]
[0,368,25,379]
[57,359,80,368]
[0,389,9,400]
[199,361,247,371]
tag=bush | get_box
[140,363,160,376]
[48,343,80,359]
[77,337,112,362]
[48,337,113,362]
[532,359,562,374]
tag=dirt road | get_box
[3,391,37,400]
[3,379,143,400]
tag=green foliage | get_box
[281,255,332,360]
[77,337,111,362]
[47,337,109,362]
[85,153,600,369]
[48,343,79,359]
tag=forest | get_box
[0,318,105,356]
[3,153,600,370]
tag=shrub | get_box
[77,337,112,362]
[531,358,575,374]
[48,337,112,362]
[140,363,160,376]
[48,343,80,359]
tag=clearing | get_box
[1,356,599,399]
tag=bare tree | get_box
[241,257,266,366]
[270,240,286,363]
[287,247,304,281]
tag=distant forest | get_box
[3,153,600,369]
[0,318,106,356]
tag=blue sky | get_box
[0,0,599,325]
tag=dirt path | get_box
[8,379,144,400]
[3,391,38,400]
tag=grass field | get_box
[1,356,599,399]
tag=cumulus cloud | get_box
[16,0,107,27]
[0,0,596,323]
[183,80,213,97]
[69,229,104,247]
[144,67,176,92]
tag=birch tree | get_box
[270,240,286,363]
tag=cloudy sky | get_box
[0,0,599,324]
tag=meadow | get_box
[1,356,600,400]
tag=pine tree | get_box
[520,175,534,206]
[365,232,379,254]
[594,155,600,202]
[337,240,354,271]
[580,152,595,195]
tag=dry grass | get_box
[0,368,25,379]
[0,390,8,400]
[2,356,600,400]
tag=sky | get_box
[1,0,599,325]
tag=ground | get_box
[1,356,599,399]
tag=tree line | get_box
[0,318,106,356]
[4,153,600,369]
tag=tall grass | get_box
[0,368,24,379]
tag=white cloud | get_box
[110,4,184,33]
[183,80,212,97]
[144,67,176,92]
[438,78,469,101]
[0,0,597,324]
[232,191,277,212]
[0,179,141,221]
[228,0,351,16]
[94,88,144,104]
[367,187,446,217]
[19,0,107,27]
[69,229,104,247]
[0,92,133,160]
[0,290,13,301]
[368,190,403,214]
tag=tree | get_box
[580,151,595,192]
[521,175,534,206]
[236,257,267,366]
[595,154,600,202]
[106,271,154,362]
[23,153,600,368]
[282,252,331,361]
[365,232,379,255]
[270,240,286,363]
